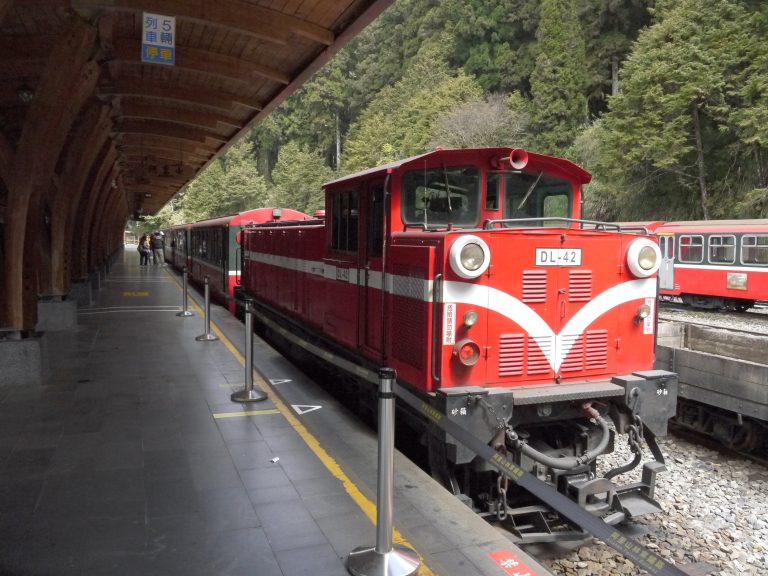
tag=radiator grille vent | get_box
[391,265,424,369]
[558,329,609,372]
[498,334,524,377]
[559,334,584,372]
[527,336,552,375]
[568,270,592,302]
[522,270,547,303]
[585,330,608,369]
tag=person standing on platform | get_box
[151,231,165,265]
[138,234,150,266]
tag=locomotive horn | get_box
[509,148,529,170]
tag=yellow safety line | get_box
[164,269,436,575]
[213,409,281,419]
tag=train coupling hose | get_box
[505,402,611,471]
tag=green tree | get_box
[270,141,335,214]
[600,0,754,219]
[430,93,530,149]
[529,0,589,154]
[342,38,483,172]
[180,140,267,221]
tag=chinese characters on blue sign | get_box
[142,12,175,65]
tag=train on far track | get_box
[213,146,680,544]
[645,219,768,311]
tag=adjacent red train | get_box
[163,207,310,313]
[648,219,768,311]
[235,147,679,542]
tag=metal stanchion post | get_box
[176,266,194,317]
[195,276,219,341]
[346,368,420,576]
[231,297,267,403]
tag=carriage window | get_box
[401,166,480,227]
[741,235,768,266]
[708,235,735,264]
[331,190,358,252]
[501,172,572,227]
[678,235,704,263]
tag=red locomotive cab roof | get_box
[657,219,768,234]
[323,147,592,189]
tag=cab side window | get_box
[331,190,359,252]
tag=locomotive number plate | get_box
[535,248,582,266]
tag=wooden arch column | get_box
[75,144,118,276]
[85,162,121,268]
[1,18,98,329]
[50,103,113,294]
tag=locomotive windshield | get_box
[490,171,573,226]
[401,166,480,228]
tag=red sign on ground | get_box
[489,550,537,576]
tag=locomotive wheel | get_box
[726,421,759,452]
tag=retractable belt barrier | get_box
[249,306,690,576]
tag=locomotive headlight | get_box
[626,239,661,278]
[635,303,652,323]
[461,244,485,271]
[463,310,478,327]
[638,246,657,270]
[453,339,481,366]
[449,235,491,279]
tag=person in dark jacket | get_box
[151,232,165,265]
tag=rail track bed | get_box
[544,434,768,576]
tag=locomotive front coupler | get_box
[504,401,612,471]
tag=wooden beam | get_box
[113,38,290,86]
[0,130,13,186]
[77,145,118,274]
[118,134,215,154]
[0,35,55,58]
[0,0,13,28]
[117,118,227,145]
[52,103,113,294]
[72,0,334,46]
[118,100,243,130]
[103,77,261,111]
[120,147,208,164]
[3,18,98,329]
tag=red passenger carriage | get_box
[238,147,678,541]
[651,220,768,311]
[163,207,310,313]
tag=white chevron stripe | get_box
[443,278,657,371]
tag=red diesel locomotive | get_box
[651,219,768,311]
[238,147,678,542]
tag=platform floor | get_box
[0,249,552,576]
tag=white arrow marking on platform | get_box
[292,404,322,415]
[269,379,292,386]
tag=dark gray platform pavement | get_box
[0,249,552,576]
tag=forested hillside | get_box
[143,0,768,229]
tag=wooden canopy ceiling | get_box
[0,0,393,216]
